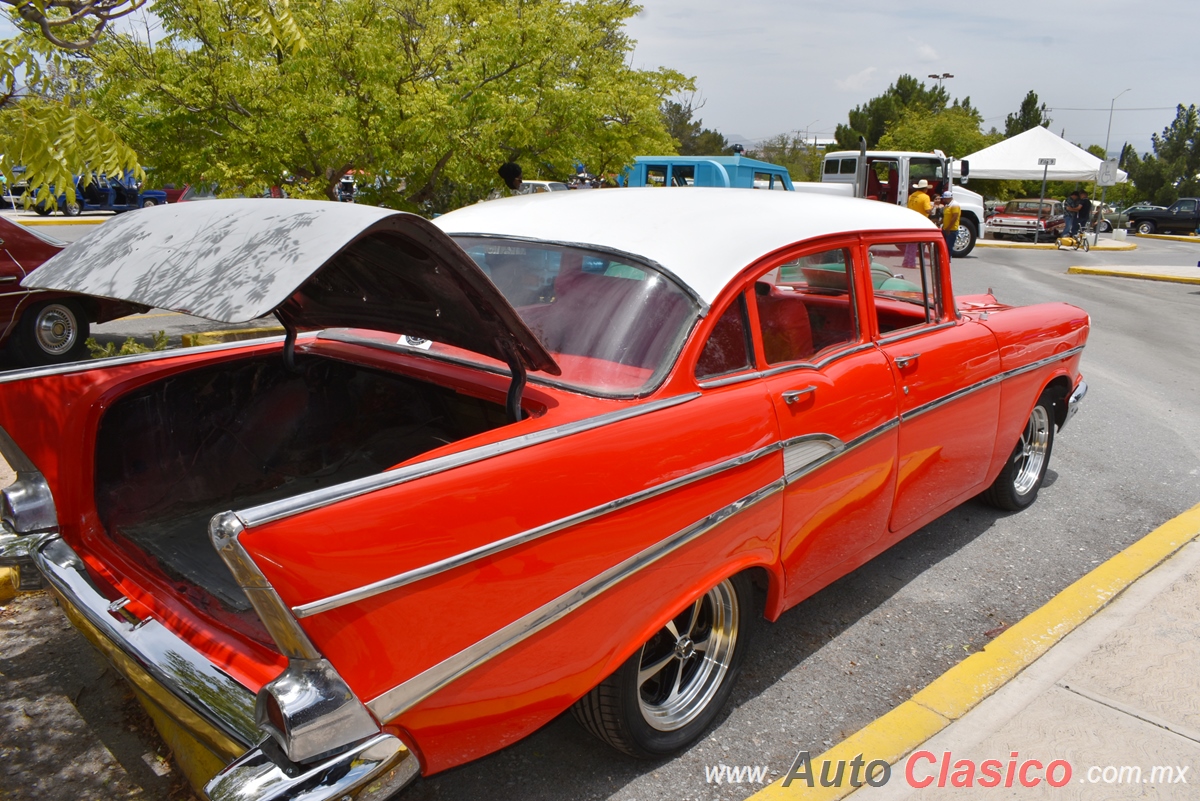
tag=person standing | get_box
[940,191,961,259]
[1077,190,1093,233]
[1063,191,1081,236]
[904,180,934,267]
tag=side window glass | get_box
[839,158,857,175]
[758,247,858,364]
[1177,200,1196,213]
[696,295,752,379]
[644,166,667,187]
[671,165,695,186]
[823,159,840,175]
[867,242,943,334]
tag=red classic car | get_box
[0,192,1088,800]
[985,199,1066,242]
[0,216,146,365]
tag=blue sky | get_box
[624,1,1198,157]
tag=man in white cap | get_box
[940,190,961,259]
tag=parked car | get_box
[985,199,1065,241]
[1096,203,1163,233]
[33,171,169,216]
[521,179,569,193]
[0,217,147,365]
[0,192,1088,801]
[1127,198,1200,235]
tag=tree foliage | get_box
[1125,104,1200,205]
[833,74,949,150]
[87,0,688,211]
[877,101,997,158]
[0,0,304,207]
[661,97,731,156]
[1003,90,1051,138]
[750,133,822,183]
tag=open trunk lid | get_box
[24,199,559,375]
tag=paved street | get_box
[2,233,1199,800]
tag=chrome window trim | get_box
[293,441,783,618]
[366,479,785,724]
[447,232,709,315]
[0,332,309,384]
[235,393,701,527]
[877,320,957,346]
[697,343,875,389]
[901,345,1086,422]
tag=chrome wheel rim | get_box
[34,304,78,355]
[953,226,970,252]
[637,579,738,731]
[1013,405,1050,495]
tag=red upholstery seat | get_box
[755,284,813,364]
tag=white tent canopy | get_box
[957,126,1128,182]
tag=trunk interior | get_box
[94,353,507,612]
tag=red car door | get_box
[732,242,900,605]
[866,239,1000,533]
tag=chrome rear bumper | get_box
[31,535,419,800]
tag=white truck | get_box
[815,148,981,257]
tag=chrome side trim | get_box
[236,393,701,527]
[294,440,781,618]
[367,479,786,724]
[0,333,307,384]
[901,345,1086,422]
[205,733,419,801]
[34,536,259,752]
[697,343,875,389]
[209,513,322,661]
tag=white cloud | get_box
[836,67,878,92]
[917,43,939,62]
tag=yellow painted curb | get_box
[1067,266,1200,286]
[976,240,1137,252]
[17,217,106,226]
[181,327,285,347]
[1135,232,1200,243]
[745,501,1200,800]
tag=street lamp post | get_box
[1098,88,1131,243]
[927,72,954,90]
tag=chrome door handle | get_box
[894,353,921,369]
[782,386,817,405]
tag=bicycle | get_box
[1056,222,1091,252]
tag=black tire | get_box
[11,300,90,366]
[141,198,157,208]
[572,572,755,758]
[33,204,52,216]
[1097,219,1111,233]
[982,397,1054,511]
[61,200,81,217]
[1135,220,1155,235]
[951,219,977,257]
[1080,235,1090,253]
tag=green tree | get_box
[1124,105,1199,205]
[833,74,949,150]
[1003,91,1051,138]
[877,103,998,158]
[0,0,304,205]
[661,97,731,156]
[89,0,688,211]
[750,133,822,183]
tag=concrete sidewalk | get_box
[750,504,1200,800]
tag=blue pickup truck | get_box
[33,172,168,216]
[624,155,795,190]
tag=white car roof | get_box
[434,188,936,305]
